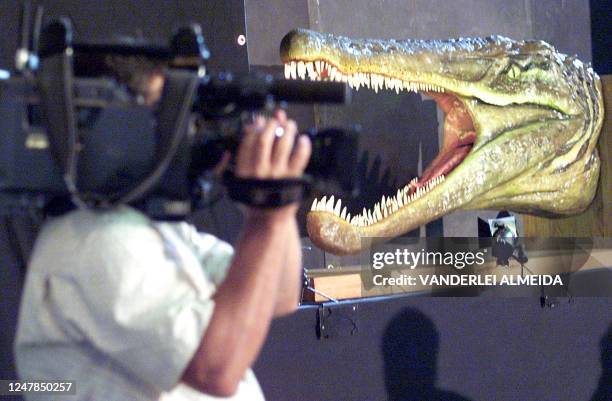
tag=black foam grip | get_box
[224,172,312,208]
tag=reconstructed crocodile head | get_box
[280,29,604,255]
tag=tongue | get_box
[416,92,476,191]
[419,144,472,185]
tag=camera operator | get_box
[14,105,311,400]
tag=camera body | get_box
[0,19,353,218]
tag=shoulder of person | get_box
[36,206,162,257]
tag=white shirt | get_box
[14,206,266,401]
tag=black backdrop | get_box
[255,296,611,401]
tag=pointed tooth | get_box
[315,60,322,73]
[346,212,351,222]
[284,63,291,79]
[329,67,336,81]
[340,206,347,220]
[319,196,327,211]
[334,199,342,216]
[311,198,318,211]
[327,195,335,211]
[297,61,306,79]
[403,192,408,204]
[290,61,297,79]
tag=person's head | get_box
[105,55,166,106]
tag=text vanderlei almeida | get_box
[370,248,564,287]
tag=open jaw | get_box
[280,29,603,255]
[284,60,478,254]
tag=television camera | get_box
[0,9,355,219]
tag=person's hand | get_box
[235,109,311,218]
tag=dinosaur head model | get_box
[280,29,604,255]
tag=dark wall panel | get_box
[245,0,310,66]
[590,0,611,74]
[531,0,592,62]
[255,297,612,401]
[0,0,249,74]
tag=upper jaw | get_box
[281,29,484,97]
[280,28,583,114]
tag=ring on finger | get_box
[274,126,285,137]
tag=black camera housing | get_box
[0,19,353,218]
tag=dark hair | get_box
[104,55,166,97]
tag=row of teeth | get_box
[284,60,446,93]
[310,175,445,227]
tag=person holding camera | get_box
[14,109,311,400]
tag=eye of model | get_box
[507,63,522,79]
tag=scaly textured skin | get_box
[280,29,604,255]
